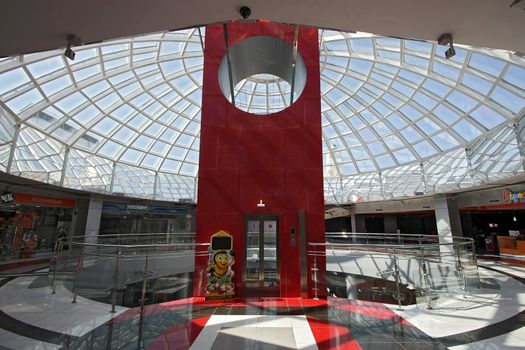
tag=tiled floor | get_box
[0,257,524,349]
[189,314,317,349]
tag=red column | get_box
[194,21,326,299]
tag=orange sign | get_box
[16,193,76,208]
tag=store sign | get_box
[127,204,149,211]
[0,192,15,206]
[15,193,76,208]
[503,190,525,203]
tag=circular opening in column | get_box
[218,35,307,115]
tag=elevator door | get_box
[244,216,279,296]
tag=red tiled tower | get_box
[195,21,326,298]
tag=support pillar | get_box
[434,194,463,256]
[84,197,103,244]
[383,216,398,233]
[349,209,357,233]
[355,214,366,233]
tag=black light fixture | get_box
[64,34,83,61]
[239,6,251,20]
[437,33,455,59]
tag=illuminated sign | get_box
[126,204,149,211]
[15,193,76,208]
[503,190,525,203]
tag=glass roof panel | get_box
[41,75,73,97]
[422,79,451,98]
[0,68,30,96]
[73,64,101,82]
[349,38,373,54]
[0,27,523,203]
[446,91,478,113]
[27,56,64,79]
[461,72,492,95]
[469,53,506,77]
[452,120,483,142]
[55,92,87,113]
[6,88,44,114]
[432,62,460,80]
[413,140,438,158]
[504,65,525,90]
[490,86,525,113]
[469,105,507,129]
[433,105,460,125]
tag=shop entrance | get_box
[244,216,280,296]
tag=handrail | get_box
[325,232,473,242]
[49,232,209,311]
[65,241,209,249]
[310,241,473,249]
[314,232,480,310]
[0,272,50,277]
[68,232,196,240]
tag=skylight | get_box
[0,27,524,203]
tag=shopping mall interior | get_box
[0,1,525,349]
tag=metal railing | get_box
[49,232,207,312]
[310,232,479,310]
[4,231,479,313]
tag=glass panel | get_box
[263,220,278,288]
[245,220,261,287]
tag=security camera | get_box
[437,33,455,60]
[445,46,456,60]
[240,6,251,20]
[63,34,83,61]
[64,47,75,60]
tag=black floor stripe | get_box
[0,310,79,345]
[0,276,15,288]
[481,264,525,285]
[0,271,79,346]
[434,265,525,347]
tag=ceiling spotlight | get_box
[437,33,455,59]
[64,34,83,61]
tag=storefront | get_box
[100,202,195,235]
[0,192,75,260]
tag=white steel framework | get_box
[0,27,524,203]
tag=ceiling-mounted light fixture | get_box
[513,211,518,221]
[257,199,265,208]
[437,33,455,59]
[239,6,251,20]
[64,34,83,61]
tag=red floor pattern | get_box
[147,316,210,350]
[103,296,428,349]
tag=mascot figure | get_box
[206,231,235,299]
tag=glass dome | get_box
[0,27,524,203]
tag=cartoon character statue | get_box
[207,250,232,278]
[206,231,235,299]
